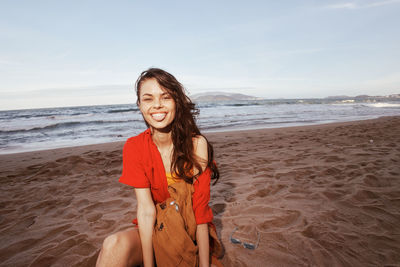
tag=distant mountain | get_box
[190,91,260,102]
[324,95,351,99]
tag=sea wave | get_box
[197,100,331,108]
[201,118,319,130]
[1,111,97,121]
[0,119,139,134]
[47,113,93,120]
[107,108,139,113]
[363,103,400,108]
[2,112,60,120]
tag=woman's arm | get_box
[135,188,156,267]
[193,135,210,266]
[197,223,210,267]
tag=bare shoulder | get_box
[193,135,207,148]
[193,135,208,170]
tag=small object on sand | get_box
[230,227,260,250]
[370,139,374,143]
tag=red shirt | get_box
[119,128,213,225]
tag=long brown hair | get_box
[135,68,219,184]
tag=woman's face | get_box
[138,78,176,131]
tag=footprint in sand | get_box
[93,219,116,233]
[85,213,103,223]
[0,238,41,263]
[350,189,379,204]
[42,224,74,240]
[211,203,226,215]
[323,155,344,163]
[2,215,37,233]
[364,174,390,187]
[30,234,90,266]
[322,190,345,201]
[258,209,302,231]
[246,184,286,201]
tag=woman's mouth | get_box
[151,112,167,122]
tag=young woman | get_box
[96,68,220,267]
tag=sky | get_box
[1,0,400,110]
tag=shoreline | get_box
[1,116,400,266]
[0,115,397,158]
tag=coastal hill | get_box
[190,91,260,102]
[189,92,400,102]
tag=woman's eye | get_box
[162,95,171,100]
[142,98,152,101]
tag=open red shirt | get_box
[119,128,214,225]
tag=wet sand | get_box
[1,116,399,266]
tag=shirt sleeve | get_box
[192,168,213,225]
[119,138,150,188]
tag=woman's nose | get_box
[153,98,162,108]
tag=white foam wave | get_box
[365,103,400,108]
[48,113,94,120]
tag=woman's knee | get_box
[102,232,131,252]
[99,229,142,266]
[102,230,141,255]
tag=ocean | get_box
[1,99,400,154]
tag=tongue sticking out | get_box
[152,113,167,121]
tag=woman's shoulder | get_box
[192,135,207,153]
[192,135,208,171]
[192,134,207,147]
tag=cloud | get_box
[0,84,136,110]
[325,0,400,9]
[1,84,132,97]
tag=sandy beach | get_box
[1,116,399,266]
